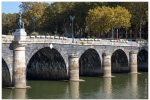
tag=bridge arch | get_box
[111,47,129,57]
[111,49,129,73]
[26,46,68,80]
[137,49,148,71]
[26,44,68,67]
[2,58,11,87]
[79,48,102,76]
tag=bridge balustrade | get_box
[2,35,147,47]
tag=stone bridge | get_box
[2,30,148,88]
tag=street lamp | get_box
[70,15,75,43]
[32,16,37,32]
[140,19,142,40]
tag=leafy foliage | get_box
[86,6,131,34]
[2,2,148,38]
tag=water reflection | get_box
[2,72,148,99]
[130,74,138,98]
[103,78,112,99]
[144,78,148,98]
[12,89,27,99]
[69,81,79,99]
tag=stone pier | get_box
[68,54,84,81]
[11,28,30,88]
[102,52,114,77]
[129,51,139,74]
[12,42,27,88]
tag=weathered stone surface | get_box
[69,54,79,81]
[102,53,112,77]
[14,29,26,41]
[12,43,27,88]
[129,51,138,74]
[2,41,148,86]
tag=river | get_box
[2,72,148,99]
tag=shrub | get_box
[3,39,7,43]
[80,42,85,45]
[110,37,114,40]
[91,36,95,39]
[31,32,39,36]
[87,36,90,38]
[8,32,13,35]
[45,33,49,36]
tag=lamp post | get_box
[112,27,114,39]
[116,25,121,40]
[70,15,75,43]
[126,28,128,39]
[32,16,37,32]
[140,19,142,40]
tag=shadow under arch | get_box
[137,49,148,71]
[2,58,11,87]
[79,48,102,76]
[111,49,129,73]
[27,47,67,80]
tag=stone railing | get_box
[2,35,148,47]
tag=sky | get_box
[2,2,21,14]
[1,1,54,14]
[2,0,149,14]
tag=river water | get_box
[2,72,148,99]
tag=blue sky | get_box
[1,1,54,14]
[2,2,21,14]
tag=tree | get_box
[119,2,148,39]
[86,6,114,36]
[73,2,105,37]
[41,2,75,35]
[19,2,34,13]
[19,2,46,34]
[2,2,147,38]
[86,5,131,38]
[113,6,131,39]
[2,13,18,35]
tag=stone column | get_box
[12,43,27,88]
[69,54,79,81]
[129,51,138,74]
[102,52,113,77]
[11,28,30,88]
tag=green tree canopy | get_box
[86,6,113,34]
[2,13,18,34]
[113,5,131,29]
[2,2,148,38]
[86,5,131,35]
